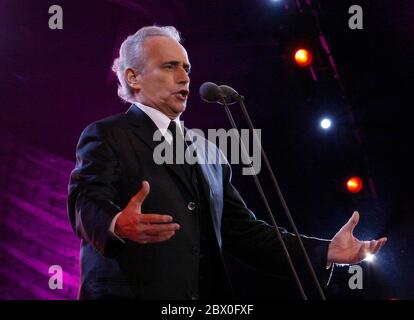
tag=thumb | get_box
[130,180,150,212]
[343,211,360,233]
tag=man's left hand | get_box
[327,211,387,265]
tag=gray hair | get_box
[112,26,182,103]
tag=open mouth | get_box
[176,89,189,100]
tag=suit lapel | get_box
[125,106,196,199]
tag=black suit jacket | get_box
[67,105,332,299]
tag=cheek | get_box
[147,76,171,95]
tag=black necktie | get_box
[167,120,180,142]
[167,121,193,179]
[168,120,182,154]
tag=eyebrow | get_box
[164,60,191,71]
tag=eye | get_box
[164,64,174,70]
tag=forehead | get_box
[142,36,189,64]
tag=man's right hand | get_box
[115,181,180,244]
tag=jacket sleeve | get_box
[67,122,125,257]
[221,162,333,289]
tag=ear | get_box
[125,68,141,90]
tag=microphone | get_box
[199,82,327,300]
[198,82,240,105]
[218,85,240,105]
[199,82,222,103]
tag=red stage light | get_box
[347,177,363,193]
[294,49,312,67]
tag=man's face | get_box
[134,36,191,119]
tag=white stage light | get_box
[320,118,332,129]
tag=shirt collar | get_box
[133,102,183,143]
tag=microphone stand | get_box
[231,94,327,300]
[218,94,308,300]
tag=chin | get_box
[174,103,187,114]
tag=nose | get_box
[176,66,190,85]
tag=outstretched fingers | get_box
[141,222,181,236]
